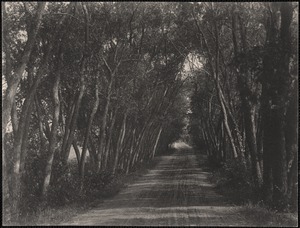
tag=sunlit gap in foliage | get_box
[170,140,192,150]
[183,52,204,74]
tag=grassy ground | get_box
[17,202,93,226]
[239,203,298,227]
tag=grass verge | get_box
[238,203,298,227]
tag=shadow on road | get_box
[61,148,252,226]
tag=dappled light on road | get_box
[62,148,253,226]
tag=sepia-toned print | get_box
[2,2,298,226]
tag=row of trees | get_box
[189,2,298,210]
[2,2,189,222]
[2,2,297,223]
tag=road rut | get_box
[62,148,253,226]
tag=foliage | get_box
[239,203,298,226]
[210,160,257,203]
[188,2,298,211]
[2,2,298,224]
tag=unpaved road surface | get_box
[62,149,257,226]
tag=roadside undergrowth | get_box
[239,203,298,227]
[198,153,298,227]
[13,158,160,226]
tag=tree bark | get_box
[102,108,117,171]
[152,126,163,159]
[10,53,49,218]
[2,4,46,218]
[79,77,100,185]
[231,9,262,187]
[41,72,61,197]
[61,3,89,164]
[61,76,85,164]
[61,100,76,158]
[35,96,49,152]
[87,135,98,169]
[97,74,113,172]
[243,104,263,187]
[262,2,293,208]
[113,112,127,174]
[192,12,239,159]
[126,128,136,174]
[2,2,46,141]
[285,79,298,210]
[72,140,81,166]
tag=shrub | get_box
[83,169,125,198]
[206,155,223,170]
[83,171,110,197]
[37,160,83,207]
[210,159,256,204]
[47,173,82,207]
[20,150,46,215]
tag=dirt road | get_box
[61,148,254,226]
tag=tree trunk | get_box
[285,79,298,210]
[132,122,152,167]
[61,100,76,158]
[3,4,46,219]
[2,3,46,141]
[11,101,19,138]
[97,76,113,172]
[216,84,239,159]
[231,10,262,187]
[262,2,293,208]
[126,128,136,174]
[243,104,263,188]
[193,14,239,159]
[79,78,100,185]
[152,126,163,159]
[262,90,273,203]
[61,3,88,165]
[271,109,288,208]
[19,100,33,175]
[87,135,98,169]
[35,100,48,155]
[41,72,61,197]
[10,57,48,218]
[102,108,117,171]
[61,77,85,164]
[113,112,127,174]
[72,140,81,166]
